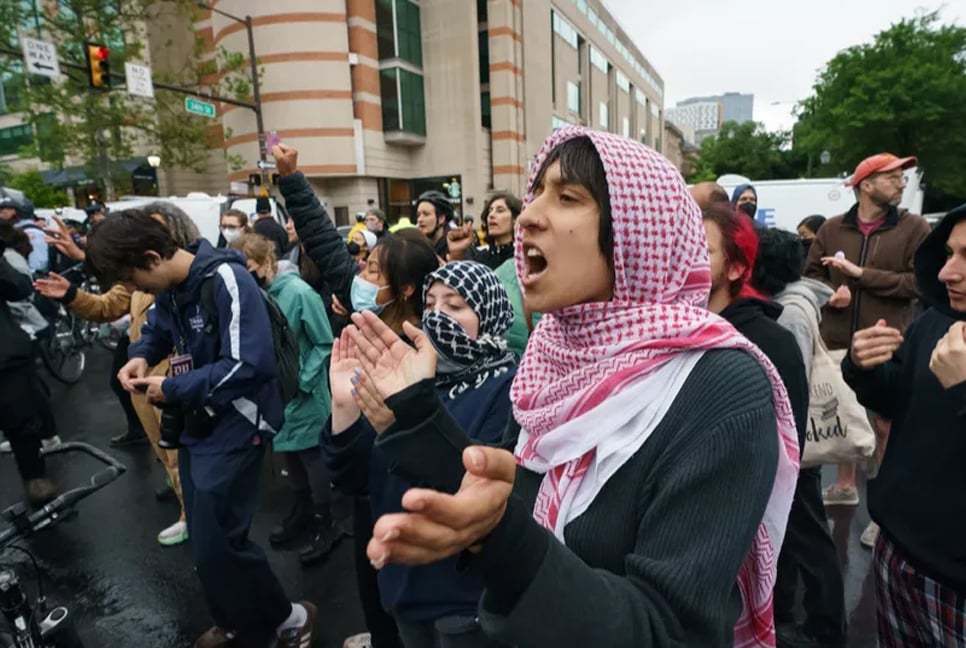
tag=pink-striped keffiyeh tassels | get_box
[511,126,799,647]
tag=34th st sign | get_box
[184,97,216,119]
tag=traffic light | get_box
[85,42,110,89]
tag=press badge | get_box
[170,354,194,377]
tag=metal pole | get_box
[245,15,267,188]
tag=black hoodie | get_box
[720,297,809,451]
[842,204,966,588]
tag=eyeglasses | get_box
[873,173,907,186]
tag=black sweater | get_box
[721,297,810,451]
[841,206,966,589]
[377,349,779,646]
[278,173,359,329]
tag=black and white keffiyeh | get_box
[422,261,516,395]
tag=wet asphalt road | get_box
[1,347,880,647]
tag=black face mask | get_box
[250,270,266,288]
[347,241,361,256]
[738,202,757,219]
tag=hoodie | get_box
[720,297,810,449]
[775,278,834,381]
[128,239,284,455]
[842,204,966,588]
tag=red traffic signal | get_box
[85,42,111,90]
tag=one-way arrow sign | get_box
[21,37,61,79]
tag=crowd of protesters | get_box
[1,126,962,648]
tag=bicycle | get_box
[0,442,126,648]
[35,264,106,385]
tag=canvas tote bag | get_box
[782,295,875,468]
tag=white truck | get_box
[105,193,288,245]
[716,169,926,232]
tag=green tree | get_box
[0,1,254,199]
[795,11,966,197]
[6,169,69,207]
[686,121,800,183]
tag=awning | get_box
[42,157,149,186]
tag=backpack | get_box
[199,273,301,404]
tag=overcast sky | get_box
[603,0,965,132]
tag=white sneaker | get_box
[343,633,372,648]
[860,521,880,549]
[1,436,60,453]
[157,520,189,546]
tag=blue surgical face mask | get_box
[350,274,390,314]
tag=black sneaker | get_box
[110,429,148,448]
[270,492,314,547]
[299,518,343,565]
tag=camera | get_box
[157,403,217,449]
[157,404,184,449]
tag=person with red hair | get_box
[703,203,810,454]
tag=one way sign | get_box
[21,37,61,79]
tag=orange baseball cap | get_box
[846,153,918,187]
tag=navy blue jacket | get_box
[323,367,516,623]
[128,240,284,454]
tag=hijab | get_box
[422,261,516,397]
[511,126,799,647]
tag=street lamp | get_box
[820,150,831,165]
[196,2,267,185]
[147,155,161,168]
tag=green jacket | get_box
[268,269,333,452]
[494,258,541,359]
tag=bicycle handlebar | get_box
[0,442,127,548]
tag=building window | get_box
[587,7,598,28]
[640,128,647,145]
[599,101,608,130]
[0,124,33,157]
[655,136,662,152]
[552,115,572,131]
[589,46,607,73]
[481,91,491,129]
[375,0,422,66]
[634,87,647,107]
[622,117,630,138]
[616,70,630,92]
[552,11,578,49]
[576,0,587,13]
[478,30,489,85]
[380,67,426,136]
[567,81,580,115]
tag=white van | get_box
[716,170,925,232]
[106,193,289,246]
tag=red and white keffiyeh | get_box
[511,126,799,647]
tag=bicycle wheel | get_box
[40,315,86,384]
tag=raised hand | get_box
[45,215,85,261]
[34,271,72,300]
[850,319,903,369]
[446,222,475,260]
[330,328,362,434]
[367,445,516,568]
[346,310,436,399]
[272,143,299,177]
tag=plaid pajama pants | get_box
[875,532,966,647]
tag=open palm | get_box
[330,328,361,408]
[347,311,436,399]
